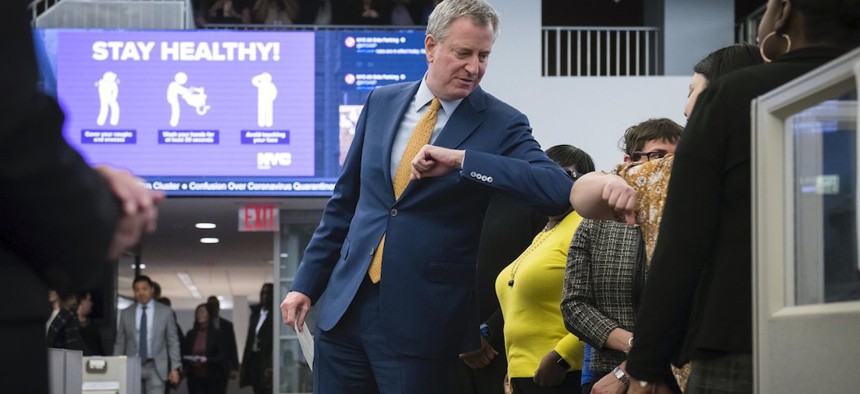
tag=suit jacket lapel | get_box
[433,86,486,150]
[396,87,486,202]
[151,304,161,352]
[381,81,422,189]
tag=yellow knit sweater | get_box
[495,211,585,378]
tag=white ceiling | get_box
[118,197,327,310]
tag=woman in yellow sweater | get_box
[496,144,594,394]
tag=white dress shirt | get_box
[135,299,155,358]
[389,76,464,177]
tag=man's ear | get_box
[425,34,436,63]
[773,0,793,33]
[623,155,632,163]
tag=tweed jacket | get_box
[561,218,644,373]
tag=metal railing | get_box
[736,4,766,45]
[30,0,192,29]
[542,26,662,77]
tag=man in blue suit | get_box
[280,1,573,392]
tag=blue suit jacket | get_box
[291,81,573,358]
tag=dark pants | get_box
[510,371,582,394]
[0,321,48,394]
[453,346,507,394]
[187,375,228,394]
[314,277,458,394]
[244,353,270,394]
[686,354,753,394]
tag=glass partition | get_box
[790,91,859,305]
[276,212,322,394]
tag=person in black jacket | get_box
[184,303,230,394]
[46,290,86,352]
[77,291,105,356]
[240,283,274,394]
[595,1,860,392]
[207,296,240,380]
[0,3,163,393]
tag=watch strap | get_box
[555,353,571,370]
[613,366,629,385]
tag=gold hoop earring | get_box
[759,32,792,63]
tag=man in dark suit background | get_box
[0,3,163,393]
[240,283,273,394]
[280,1,573,393]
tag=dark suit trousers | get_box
[0,320,48,394]
[314,277,458,394]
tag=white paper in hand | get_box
[295,321,314,371]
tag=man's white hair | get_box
[426,0,499,42]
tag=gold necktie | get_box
[368,97,441,283]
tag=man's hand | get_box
[280,291,311,331]
[93,165,165,260]
[533,350,567,387]
[601,175,637,226]
[592,370,626,394]
[458,337,498,369]
[410,145,466,180]
[168,370,180,385]
[229,370,239,380]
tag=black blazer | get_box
[184,325,230,379]
[215,317,240,372]
[626,47,850,382]
[239,305,272,387]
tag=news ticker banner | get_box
[143,177,337,196]
[57,30,315,177]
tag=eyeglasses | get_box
[630,149,669,162]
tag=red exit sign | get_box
[239,204,279,232]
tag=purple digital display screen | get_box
[57,30,315,177]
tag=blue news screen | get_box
[33,29,428,196]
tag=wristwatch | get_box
[554,353,571,370]
[479,323,492,340]
[613,366,629,385]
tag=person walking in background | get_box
[154,281,186,393]
[241,283,274,394]
[77,291,105,356]
[280,1,573,392]
[184,303,230,394]
[207,295,240,380]
[115,275,182,394]
[46,290,86,352]
[496,145,595,394]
